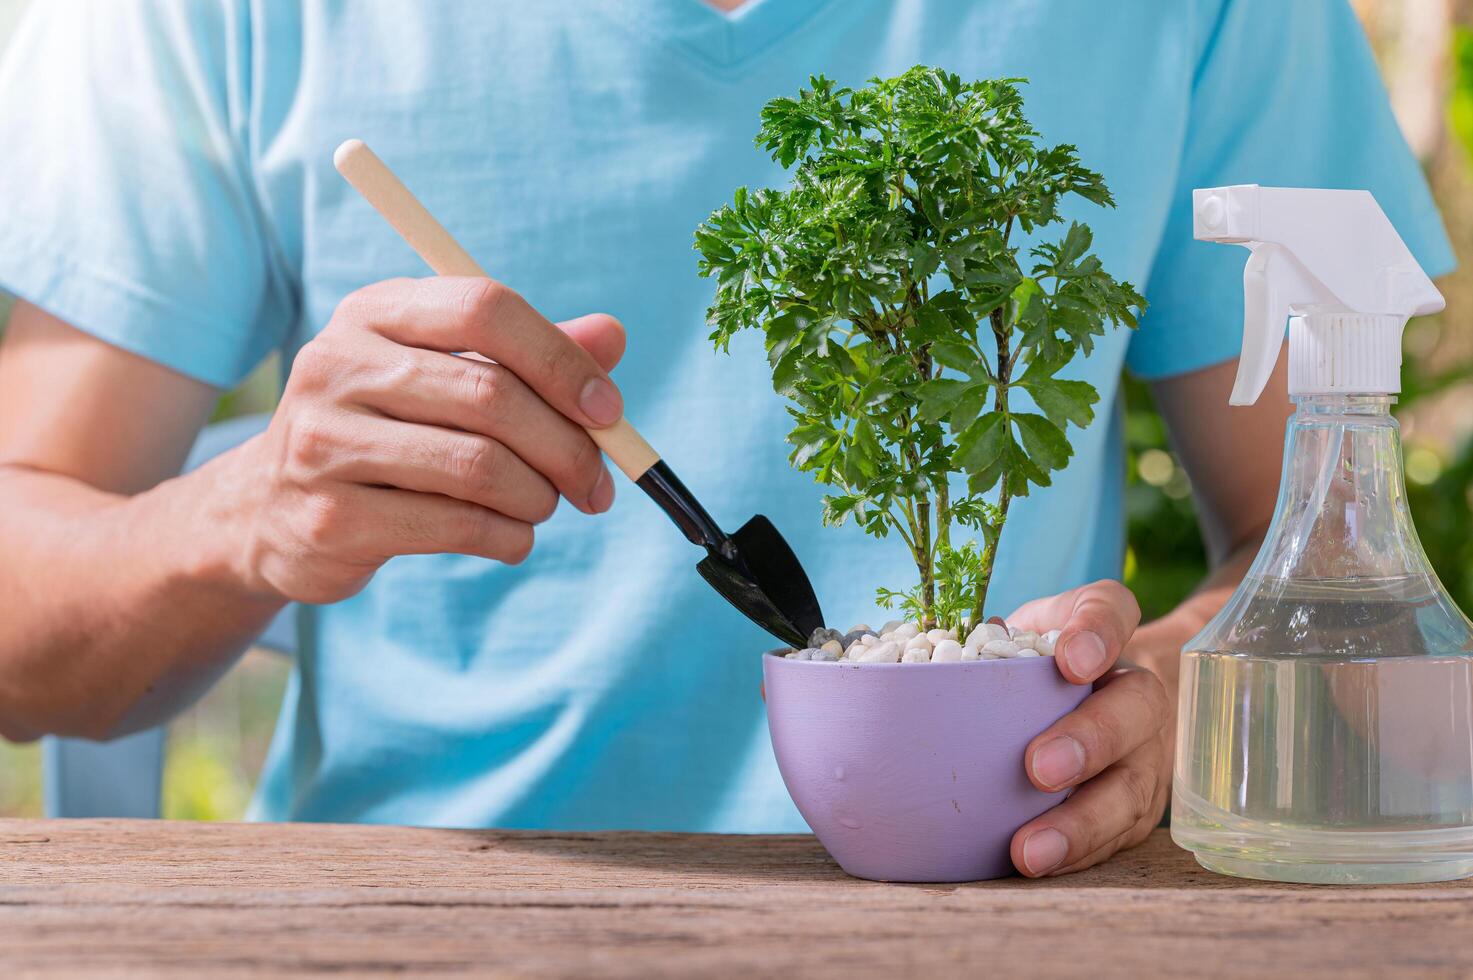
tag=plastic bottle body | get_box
[1172,396,1473,883]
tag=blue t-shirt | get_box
[0,0,1452,831]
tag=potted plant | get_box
[695,68,1143,881]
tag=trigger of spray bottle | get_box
[1192,184,1444,405]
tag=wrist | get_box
[1125,602,1209,700]
[148,438,286,606]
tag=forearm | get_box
[0,284,626,742]
[0,457,282,741]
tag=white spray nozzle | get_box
[1193,185,1444,405]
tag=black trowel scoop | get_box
[637,461,825,647]
[335,139,826,647]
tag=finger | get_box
[349,276,626,430]
[1030,746,1168,877]
[1023,667,1170,791]
[326,412,561,526]
[558,313,626,373]
[1010,740,1167,877]
[348,338,613,514]
[1009,579,1140,684]
[1045,808,1160,878]
[324,484,537,565]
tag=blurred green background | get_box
[2,0,1472,819]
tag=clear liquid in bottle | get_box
[1172,397,1473,883]
[1174,576,1473,883]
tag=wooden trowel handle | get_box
[333,138,661,483]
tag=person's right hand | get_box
[219,275,626,605]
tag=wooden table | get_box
[1,819,1469,978]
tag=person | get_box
[0,0,1451,878]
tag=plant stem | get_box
[900,420,934,627]
[890,311,938,628]
[970,306,1016,626]
[973,482,1012,628]
[916,493,935,628]
[936,477,950,553]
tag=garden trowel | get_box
[333,139,826,648]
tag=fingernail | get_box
[1063,630,1107,679]
[1022,828,1069,876]
[589,468,615,513]
[1032,736,1085,789]
[579,377,623,426]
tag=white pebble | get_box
[821,639,843,657]
[1011,630,1039,650]
[930,639,964,663]
[878,620,903,636]
[1036,630,1060,657]
[844,640,866,658]
[967,622,1010,646]
[904,634,933,652]
[1015,648,1042,657]
[926,628,957,644]
[784,652,798,659]
[900,645,931,663]
[892,622,921,640]
[960,643,981,661]
[856,641,901,663]
[982,639,1022,659]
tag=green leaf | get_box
[764,311,804,366]
[1056,221,1093,268]
[787,423,834,469]
[954,411,1008,474]
[770,345,804,397]
[910,241,940,281]
[1028,378,1097,429]
[1010,276,1041,321]
[853,418,886,467]
[915,377,973,422]
[1012,412,1072,472]
[947,383,989,432]
[822,494,860,526]
[826,342,858,376]
[930,341,982,375]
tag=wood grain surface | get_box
[0,819,1469,978]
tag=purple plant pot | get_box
[764,654,1089,882]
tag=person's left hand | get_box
[1003,580,1173,877]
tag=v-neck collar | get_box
[588,0,835,76]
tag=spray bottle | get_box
[1174,184,1473,883]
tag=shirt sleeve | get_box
[0,0,294,389]
[1127,0,1456,380]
